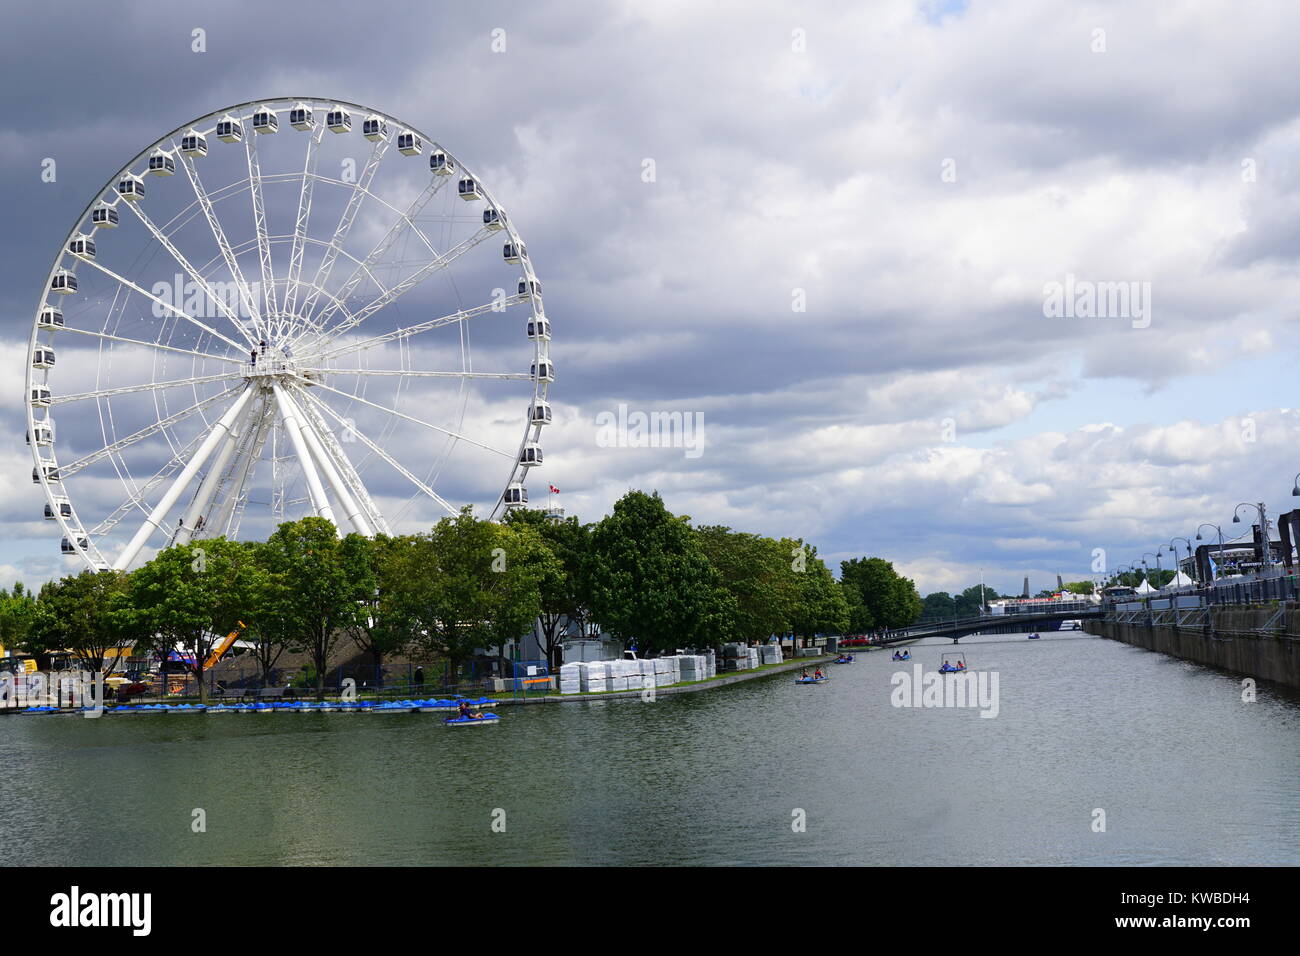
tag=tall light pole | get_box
[1232,501,1273,570]
[1292,472,1300,497]
[1195,523,1225,583]
[1168,537,1192,585]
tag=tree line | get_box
[0,490,927,699]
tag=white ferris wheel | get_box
[25,98,552,571]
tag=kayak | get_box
[833,657,854,664]
[794,677,829,684]
[891,656,911,661]
[444,713,500,726]
[1027,634,1041,640]
[938,667,968,674]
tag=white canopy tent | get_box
[1161,571,1195,590]
[1134,579,1157,594]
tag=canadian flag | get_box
[548,483,560,494]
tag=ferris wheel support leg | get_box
[112,386,256,571]
[271,383,337,529]
[279,388,373,537]
[173,397,256,546]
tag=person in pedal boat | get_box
[457,700,480,719]
[813,667,824,679]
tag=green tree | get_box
[392,508,559,684]
[260,518,369,699]
[785,539,850,643]
[953,584,998,618]
[0,582,38,656]
[840,557,923,630]
[31,570,132,675]
[125,538,260,701]
[695,526,799,644]
[1063,581,1095,595]
[505,509,593,669]
[340,534,413,686]
[920,591,956,622]
[585,491,726,656]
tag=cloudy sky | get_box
[3,0,1299,596]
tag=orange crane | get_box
[203,622,247,671]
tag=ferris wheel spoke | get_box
[289,385,390,535]
[270,383,335,525]
[207,393,274,539]
[243,127,280,338]
[175,148,265,337]
[306,176,450,335]
[305,378,515,459]
[295,136,392,336]
[112,386,256,570]
[76,255,250,354]
[51,371,244,406]
[305,368,533,382]
[172,391,259,546]
[275,385,374,535]
[61,385,245,479]
[304,294,530,364]
[313,226,495,345]
[296,386,459,517]
[59,325,244,365]
[117,199,257,347]
[90,426,211,536]
[282,124,326,325]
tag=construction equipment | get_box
[203,622,246,670]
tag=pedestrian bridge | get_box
[876,607,1104,645]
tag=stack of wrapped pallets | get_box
[579,660,609,694]
[677,654,705,682]
[559,662,583,695]
[605,659,632,692]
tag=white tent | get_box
[1161,571,1194,590]
[1134,579,1156,594]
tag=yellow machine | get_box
[203,622,246,670]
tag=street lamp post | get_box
[1141,551,1163,585]
[1232,501,1273,570]
[1195,523,1225,583]
[1168,537,1193,586]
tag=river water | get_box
[2,631,1297,865]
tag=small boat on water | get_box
[938,651,968,674]
[444,713,500,727]
[891,653,911,661]
[833,655,854,664]
[1027,633,1041,640]
[794,676,829,684]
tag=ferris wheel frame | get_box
[25,97,552,571]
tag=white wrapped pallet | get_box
[560,681,582,695]
[608,676,629,692]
